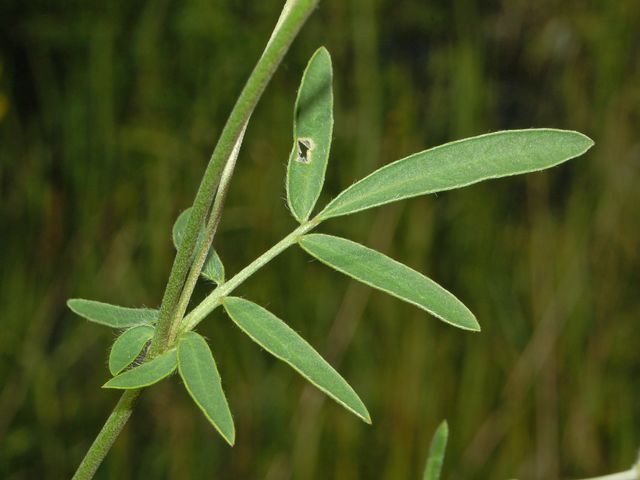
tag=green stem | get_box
[170,0,309,344]
[151,0,319,355]
[169,121,248,343]
[182,217,321,332]
[71,390,140,480]
[72,2,319,478]
[73,216,320,480]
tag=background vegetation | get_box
[1,0,638,478]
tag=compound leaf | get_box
[177,331,235,445]
[103,349,177,389]
[299,234,479,331]
[286,47,333,223]
[67,299,157,328]
[319,129,593,219]
[109,325,155,376]
[222,297,370,424]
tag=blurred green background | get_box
[1,0,639,478]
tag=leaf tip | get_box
[469,318,481,332]
[214,421,236,446]
[439,312,481,332]
[223,431,236,447]
[67,298,81,312]
[316,45,331,59]
[585,135,595,148]
[355,403,372,424]
[572,130,595,152]
[458,313,481,332]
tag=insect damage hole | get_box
[296,138,314,164]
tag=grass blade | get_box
[177,331,235,445]
[103,349,177,389]
[67,299,158,328]
[423,420,449,480]
[222,297,370,423]
[286,47,333,223]
[109,325,155,376]
[299,234,480,331]
[319,129,594,219]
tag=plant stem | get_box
[170,0,308,344]
[151,0,319,355]
[168,121,248,343]
[182,217,321,332]
[72,2,318,478]
[71,390,140,480]
[73,215,319,479]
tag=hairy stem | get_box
[170,0,308,344]
[169,121,248,343]
[151,0,319,355]
[182,217,321,332]
[72,2,319,478]
[71,390,140,480]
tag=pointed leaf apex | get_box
[468,316,481,332]
[177,331,235,446]
[223,297,369,424]
[315,45,331,58]
[223,430,236,447]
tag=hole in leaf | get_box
[296,138,314,164]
